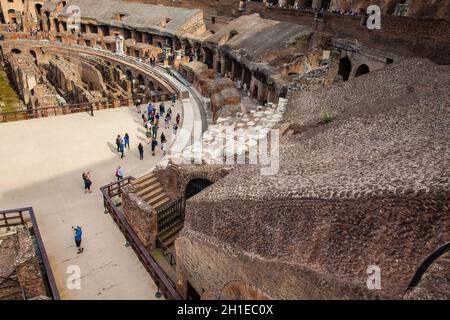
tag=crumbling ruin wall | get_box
[180,61,209,83]
[177,194,449,300]
[122,186,157,250]
[0,225,48,300]
[260,9,450,64]
[210,87,241,119]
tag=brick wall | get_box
[178,194,449,299]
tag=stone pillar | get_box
[231,60,236,81]
[220,54,226,76]
[115,35,124,55]
[212,50,219,73]
[164,46,172,67]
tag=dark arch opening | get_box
[11,48,22,54]
[203,47,213,69]
[35,4,42,16]
[125,70,132,81]
[148,80,155,91]
[185,178,213,199]
[29,50,37,65]
[338,56,352,81]
[137,74,145,86]
[355,64,370,78]
[54,18,60,33]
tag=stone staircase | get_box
[131,172,171,209]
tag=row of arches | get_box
[338,56,370,81]
[113,63,162,91]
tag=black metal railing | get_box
[0,207,60,300]
[100,178,181,300]
[406,242,450,292]
[156,236,176,267]
[156,197,184,234]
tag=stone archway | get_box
[29,50,38,65]
[137,74,145,86]
[203,47,213,69]
[185,178,213,199]
[125,69,132,81]
[338,56,352,81]
[355,64,370,77]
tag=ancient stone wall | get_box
[178,194,449,299]
[122,187,158,250]
[260,9,450,64]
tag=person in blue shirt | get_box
[120,141,125,159]
[147,102,154,115]
[124,133,130,150]
[73,226,83,254]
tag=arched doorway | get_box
[8,9,16,24]
[137,74,145,86]
[184,43,192,61]
[29,50,38,65]
[355,64,370,78]
[148,80,155,91]
[185,178,213,199]
[11,48,22,54]
[125,69,132,81]
[203,47,213,69]
[338,56,352,81]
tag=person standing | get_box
[138,143,144,160]
[73,226,84,254]
[176,113,180,126]
[115,135,121,152]
[160,132,166,146]
[146,126,152,144]
[124,133,130,150]
[171,94,176,107]
[172,123,178,135]
[120,140,125,159]
[151,138,158,156]
[159,102,165,117]
[116,166,124,180]
[135,100,141,113]
[147,102,154,115]
[164,114,170,129]
[152,123,159,139]
[82,171,92,193]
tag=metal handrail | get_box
[0,93,178,123]
[99,178,181,300]
[156,236,176,267]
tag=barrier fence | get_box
[0,93,178,123]
[100,178,181,300]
